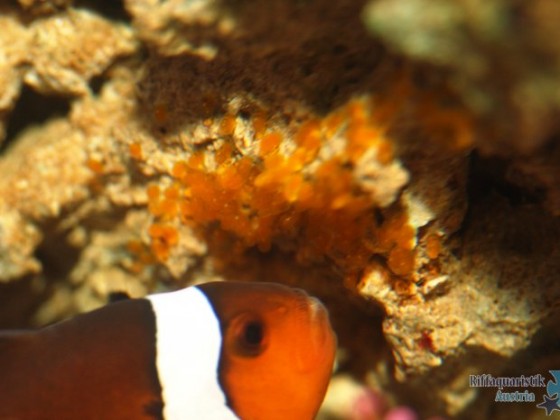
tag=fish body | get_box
[0,282,336,420]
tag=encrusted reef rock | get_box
[0,1,559,418]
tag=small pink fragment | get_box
[350,389,386,420]
[384,406,418,420]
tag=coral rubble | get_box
[0,0,559,418]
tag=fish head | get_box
[199,281,337,420]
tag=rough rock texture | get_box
[364,0,560,216]
[364,0,560,156]
[0,1,559,419]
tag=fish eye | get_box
[232,316,267,357]
[243,320,263,346]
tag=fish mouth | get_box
[308,296,326,317]
[293,288,329,316]
[291,288,330,326]
[308,297,335,347]
[294,294,337,372]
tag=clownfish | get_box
[0,281,337,420]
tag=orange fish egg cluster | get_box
[425,233,442,260]
[148,223,179,261]
[126,240,157,273]
[143,96,422,280]
[414,87,474,151]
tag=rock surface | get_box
[0,1,559,418]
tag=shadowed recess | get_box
[135,0,386,135]
[75,0,129,23]
[0,277,49,329]
[1,86,71,155]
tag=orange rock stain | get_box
[153,104,168,125]
[86,159,104,174]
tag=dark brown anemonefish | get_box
[0,281,337,420]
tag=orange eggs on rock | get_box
[139,95,425,284]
